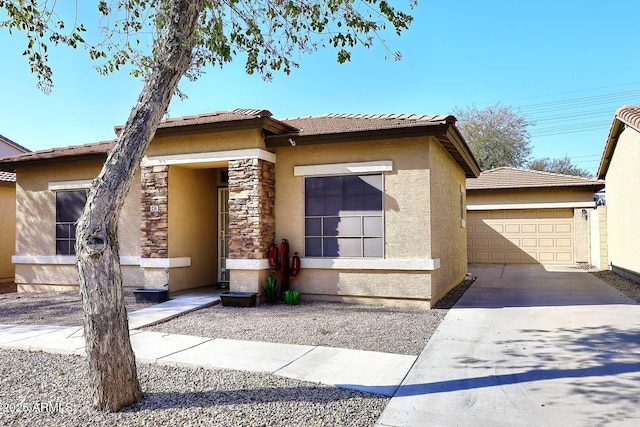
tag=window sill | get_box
[301,258,440,271]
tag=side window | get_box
[304,174,383,258]
[55,190,87,255]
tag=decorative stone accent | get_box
[141,165,169,258]
[228,158,275,260]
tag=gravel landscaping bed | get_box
[0,291,152,326]
[0,349,387,426]
[590,270,640,302]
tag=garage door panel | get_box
[468,209,574,265]
[538,224,554,233]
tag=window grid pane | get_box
[55,190,87,255]
[304,174,383,258]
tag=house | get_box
[597,105,640,283]
[0,109,480,308]
[466,167,604,265]
[0,134,30,283]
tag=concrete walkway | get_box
[0,290,416,398]
[376,264,640,427]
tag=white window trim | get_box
[467,201,596,210]
[12,255,190,268]
[294,160,393,177]
[48,180,92,191]
[301,257,440,271]
[141,148,276,167]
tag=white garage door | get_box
[467,209,574,264]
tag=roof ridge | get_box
[479,166,601,182]
[282,112,453,122]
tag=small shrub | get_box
[284,290,299,306]
[263,276,279,304]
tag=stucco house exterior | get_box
[0,109,480,308]
[597,105,640,282]
[0,135,30,283]
[466,167,604,265]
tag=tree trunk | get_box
[75,0,202,412]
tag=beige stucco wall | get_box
[0,185,16,281]
[147,128,265,157]
[606,126,640,275]
[14,161,144,289]
[428,139,468,302]
[273,137,439,305]
[167,166,218,292]
[467,188,595,206]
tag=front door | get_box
[218,187,230,282]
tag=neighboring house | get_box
[466,167,604,265]
[0,134,30,283]
[597,105,640,283]
[0,109,480,308]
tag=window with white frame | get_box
[304,174,383,257]
[55,190,87,255]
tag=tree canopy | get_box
[1,0,415,93]
[527,155,592,177]
[453,103,532,170]
[1,0,416,412]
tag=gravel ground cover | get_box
[590,270,640,302]
[0,349,387,426]
[0,291,152,326]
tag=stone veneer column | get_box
[228,158,275,260]
[141,165,169,258]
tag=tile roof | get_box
[0,109,478,177]
[281,113,455,136]
[116,109,277,133]
[597,105,640,178]
[0,140,115,167]
[0,171,16,183]
[615,105,640,132]
[467,167,604,191]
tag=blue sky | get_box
[1,0,639,175]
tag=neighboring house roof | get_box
[0,108,481,177]
[0,134,30,154]
[467,167,605,192]
[0,171,16,183]
[597,105,640,179]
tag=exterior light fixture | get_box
[581,209,588,220]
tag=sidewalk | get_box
[0,291,417,398]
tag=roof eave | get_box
[467,182,606,193]
[597,116,625,179]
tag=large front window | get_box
[55,190,87,255]
[305,174,383,257]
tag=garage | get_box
[467,208,574,264]
[466,167,605,265]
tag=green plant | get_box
[284,290,299,306]
[263,276,279,304]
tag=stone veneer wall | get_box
[228,158,275,259]
[141,165,169,258]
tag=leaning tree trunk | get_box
[75,0,202,412]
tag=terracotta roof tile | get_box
[281,113,455,136]
[615,105,640,132]
[467,167,604,191]
[0,171,16,182]
[0,140,115,167]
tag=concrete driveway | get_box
[377,264,640,427]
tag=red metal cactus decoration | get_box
[268,239,300,297]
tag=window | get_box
[55,190,87,255]
[305,174,383,257]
